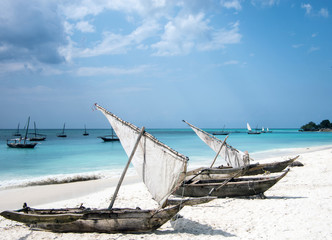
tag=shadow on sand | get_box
[233,194,307,200]
[264,196,307,200]
[153,216,236,237]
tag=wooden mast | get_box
[209,135,229,168]
[108,127,145,210]
[24,117,30,144]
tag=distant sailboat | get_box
[212,125,229,135]
[7,117,38,148]
[13,123,21,137]
[261,127,272,133]
[247,122,261,134]
[57,123,67,137]
[83,125,89,136]
[29,122,46,141]
[98,128,119,142]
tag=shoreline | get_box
[0,175,139,212]
[0,144,331,211]
[0,145,331,239]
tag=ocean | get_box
[1,128,331,190]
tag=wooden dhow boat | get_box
[28,122,46,141]
[7,117,38,149]
[247,122,261,134]
[13,123,21,137]
[175,169,289,198]
[183,120,298,179]
[1,104,212,233]
[83,124,89,136]
[57,123,67,137]
[98,128,119,142]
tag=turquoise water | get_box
[0,128,331,189]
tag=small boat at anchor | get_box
[98,128,119,142]
[57,123,67,137]
[247,122,261,134]
[83,125,89,136]
[13,123,21,137]
[7,117,38,149]
[28,122,46,141]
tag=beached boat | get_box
[183,120,298,178]
[175,169,289,198]
[57,123,67,137]
[7,117,38,149]
[247,123,261,134]
[98,128,119,142]
[28,122,46,141]
[83,125,89,136]
[1,104,212,233]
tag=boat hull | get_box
[99,136,119,142]
[7,143,37,148]
[245,157,298,175]
[29,137,46,141]
[186,156,298,180]
[57,134,67,138]
[0,205,182,233]
[176,170,289,198]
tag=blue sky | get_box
[0,0,331,129]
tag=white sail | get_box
[96,104,188,206]
[247,123,252,131]
[184,120,246,167]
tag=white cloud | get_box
[115,86,151,94]
[292,44,304,48]
[75,65,150,76]
[251,0,279,7]
[308,46,319,53]
[76,21,95,33]
[301,3,312,15]
[63,21,74,35]
[224,60,239,65]
[60,0,168,20]
[0,61,64,75]
[311,33,318,38]
[75,20,159,57]
[151,14,241,56]
[0,0,67,65]
[221,0,242,11]
[301,4,329,18]
[319,8,329,18]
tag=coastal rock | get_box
[319,128,332,132]
[290,161,304,167]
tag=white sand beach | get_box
[0,146,331,240]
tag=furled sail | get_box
[247,123,252,131]
[96,104,188,207]
[183,120,246,167]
